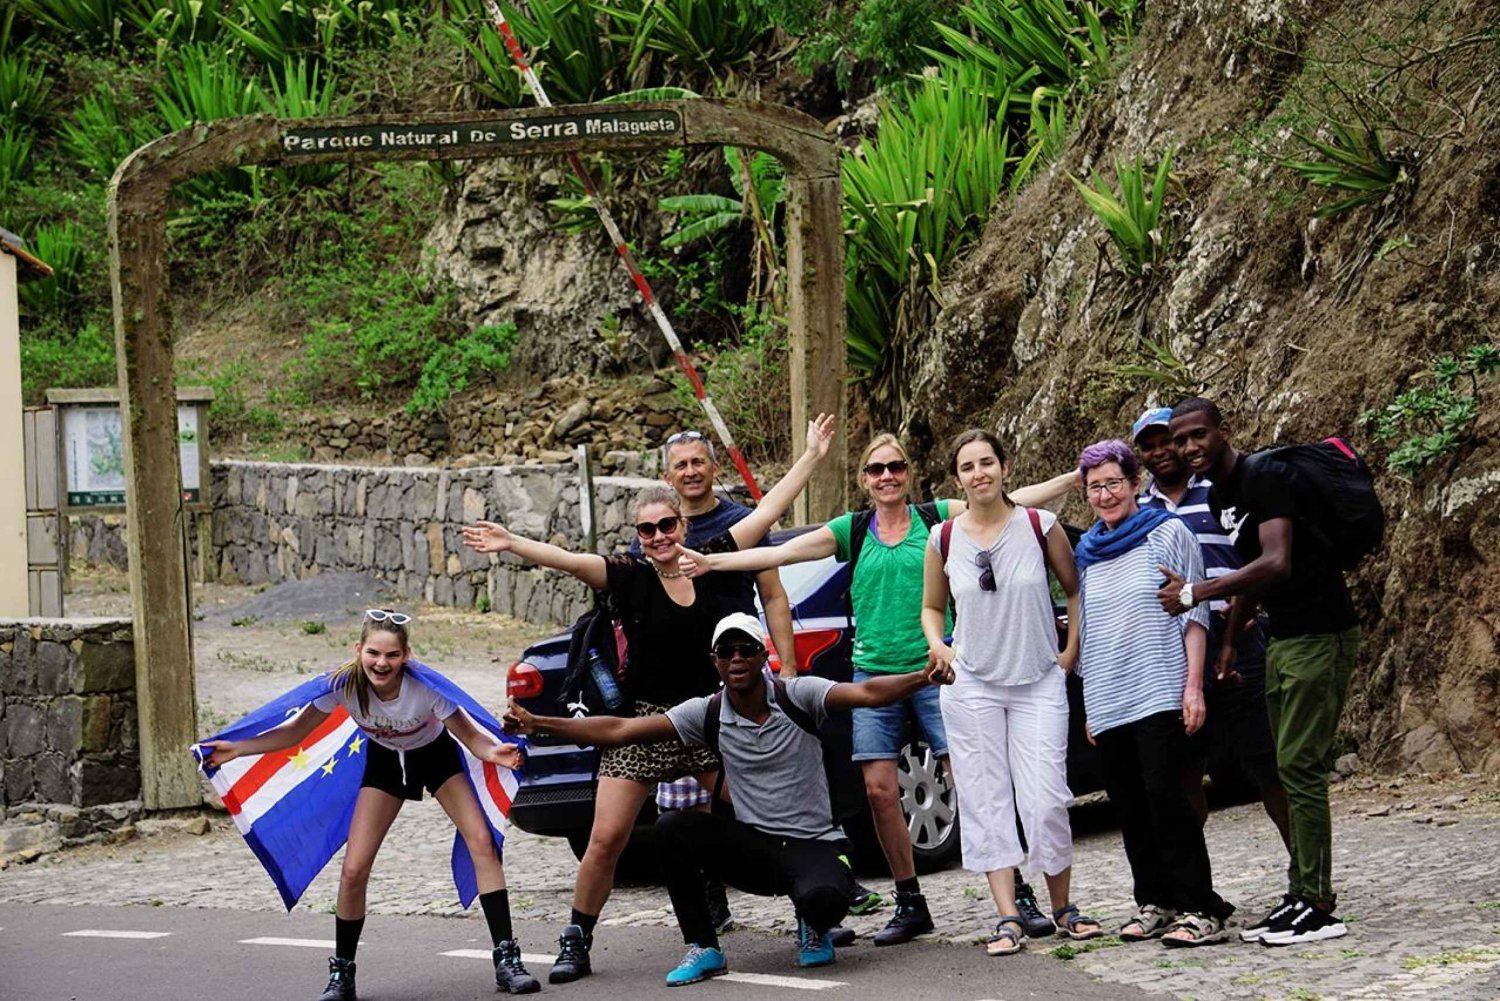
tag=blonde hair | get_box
[859,433,913,502]
[329,616,411,716]
[631,485,684,521]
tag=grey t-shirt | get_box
[666,675,841,841]
[931,507,1061,687]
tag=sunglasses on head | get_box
[365,608,412,626]
[635,515,682,539]
[666,430,707,446]
[713,641,766,659]
[863,459,909,477]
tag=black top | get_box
[1211,455,1358,638]
[629,498,766,615]
[605,530,742,705]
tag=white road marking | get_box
[63,930,173,940]
[720,972,847,990]
[239,937,342,949]
[441,948,553,965]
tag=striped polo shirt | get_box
[1077,518,1211,735]
[1139,475,1239,617]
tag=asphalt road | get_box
[0,902,1148,1001]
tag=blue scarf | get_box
[1074,505,1175,573]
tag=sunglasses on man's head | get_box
[862,459,909,477]
[713,641,766,660]
[365,608,412,625]
[635,516,682,539]
[666,430,707,446]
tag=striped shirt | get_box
[1139,476,1239,617]
[1077,518,1211,735]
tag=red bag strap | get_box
[938,518,955,563]
[1026,507,1046,553]
[1324,436,1357,461]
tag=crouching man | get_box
[504,611,954,987]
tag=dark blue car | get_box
[504,523,1106,874]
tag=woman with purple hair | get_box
[1074,439,1233,948]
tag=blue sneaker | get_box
[664,945,728,986]
[797,918,835,968]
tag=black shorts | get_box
[361,733,466,801]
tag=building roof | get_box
[0,226,56,282]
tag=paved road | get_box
[0,902,1145,1001]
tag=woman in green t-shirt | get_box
[679,433,1074,946]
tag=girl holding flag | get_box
[200,610,537,999]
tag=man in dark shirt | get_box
[1156,398,1360,948]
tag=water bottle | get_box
[587,648,623,710]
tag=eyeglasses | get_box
[635,515,682,538]
[974,551,996,592]
[862,459,909,477]
[1085,478,1130,497]
[666,430,707,446]
[712,642,766,659]
[365,608,412,626]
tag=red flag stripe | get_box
[222,706,351,816]
[482,760,513,814]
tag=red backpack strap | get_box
[1026,507,1046,554]
[1324,436,1357,462]
[938,518,955,563]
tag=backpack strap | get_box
[1324,435,1357,462]
[847,510,876,573]
[938,518,955,563]
[914,501,943,530]
[703,691,723,756]
[1026,506,1046,553]
[769,676,820,737]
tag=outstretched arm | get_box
[502,698,678,747]
[1011,469,1081,509]
[462,521,608,591]
[1161,517,1291,614]
[199,705,330,767]
[444,710,525,769]
[678,526,838,576]
[725,414,837,549]
[826,661,953,710]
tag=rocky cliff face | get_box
[900,0,1499,772]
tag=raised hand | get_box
[463,521,512,555]
[1157,565,1188,616]
[675,544,712,578]
[200,740,240,767]
[803,412,837,461]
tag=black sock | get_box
[895,876,921,896]
[480,889,513,945]
[571,908,598,937]
[335,916,364,961]
[695,933,721,951]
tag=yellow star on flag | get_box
[289,746,311,770]
[347,735,365,757]
[321,757,338,777]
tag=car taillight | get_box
[507,661,544,699]
[791,629,842,673]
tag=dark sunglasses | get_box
[863,459,909,477]
[974,551,996,592]
[635,515,682,539]
[713,642,766,659]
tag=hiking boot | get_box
[316,957,356,1001]
[706,879,735,934]
[549,924,593,984]
[847,883,887,916]
[873,890,934,946]
[1240,895,1301,943]
[1015,879,1055,938]
[796,917,835,967]
[828,926,856,948]
[492,939,540,994]
[1260,904,1347,946]
[664,944,728,986]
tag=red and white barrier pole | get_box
[480,0,764,499]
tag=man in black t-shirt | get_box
[1156,398,1361,949]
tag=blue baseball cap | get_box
[1131,407,1174,443]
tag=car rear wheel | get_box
[901,739,961,873]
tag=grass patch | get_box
[300,620,327,635]
[216,650,284,673]
[229,615,260,627]
[1049,935,1123,961]
[1401,947,1495,970]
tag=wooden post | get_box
[785,174,848,525]
[109,164,202,810]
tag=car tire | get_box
[902,739,961,874]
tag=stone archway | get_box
[108,100,846,808]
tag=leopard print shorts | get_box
[597,700,720,783]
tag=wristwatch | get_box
[1179,582,1196,609]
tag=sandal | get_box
[985,916,1025,956]
[1053,903,1104,941]
[1119,904,1177,942]
[1161,912,1229,948]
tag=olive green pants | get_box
[1265,627,1360,906]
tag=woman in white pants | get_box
[921,429,1101,955]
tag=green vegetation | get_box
[1278,120,1415,218]
[1361,343,1500,477]
[1071,149,1174,277]
[1048,935,1123,960]
[300,620,327,635]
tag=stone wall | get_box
[0,619,140,814]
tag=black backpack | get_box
[1243,436,1385,570]
[702,676,864,824]
[556,593,633,718]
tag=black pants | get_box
[656,809,855,946]
[1096,711,1232,920]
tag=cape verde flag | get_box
[193,661,522,911]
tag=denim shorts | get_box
[851,670,949,761]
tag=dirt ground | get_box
[64,564,556,736]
